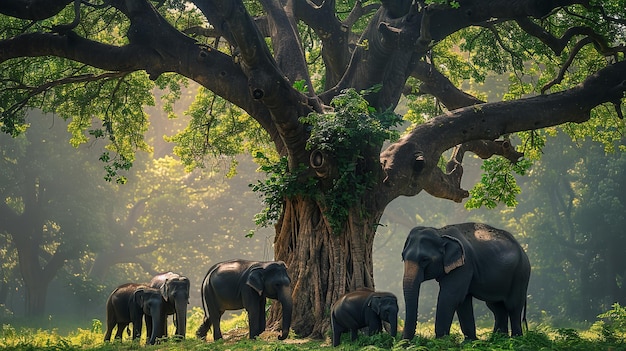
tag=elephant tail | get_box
[200,271,210,320]
[522,298,528,333]
[200,264,220,321]
[196,266,218,340]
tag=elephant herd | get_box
[104,272,190,344]
[104,222,531,347]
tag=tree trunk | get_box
[24,280,48,317]
[270,196,383,338]
[14,228,67,317]
[17,246,50,317]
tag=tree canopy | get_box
[1,0,625,338]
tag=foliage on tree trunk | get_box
[1,0,625,334]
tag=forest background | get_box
[0,0,625,346]
[1,77,624,331]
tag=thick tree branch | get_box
[259,0,316,96]
[430,139,524,202]
[206,0,314,168]
[344,1,380,29]
[0,0,73,20]
[320,6,422,109]
[291,0,356,89]
[516,19,602,56]
[1,71,128,121]
[0,0,287,152]
[379,61,626,204]
[410,60,483,110]
[515,15,626,94]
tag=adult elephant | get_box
[331,288,398,347]
[104,283,166,345]
[195,259,293,341]
[149,272,190,339]
[401,223,530,341]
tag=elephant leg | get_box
[104,319,115,341]
[351,328,359,341]
[435,297,456,337]
[456,295,477,340]
[368,319,383,336]
[211,310,225,340]
[146,315,153,341]
[132,318,142,340]
[195,316,211,340]
[509,311,523,336]
[259,299,267,336]
[436,271,472,338]
[506,302,524,336]
[162,315,168,337]
[247,297,266,338]
[486,301,509,335]
[331,317,345,347]
[173,313,178,335]
[114,323,126,340]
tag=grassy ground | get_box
[1,308,625,351]
[0,324,624,351]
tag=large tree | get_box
[1,0,624,337]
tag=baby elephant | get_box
[331,288,398,347]
[104,283,166,345]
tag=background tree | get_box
[0,104,276,319]
[515,134,626,322]
[1,0,625,337]
[0,114,110,316]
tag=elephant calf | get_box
[331,288,399,347]
[104,283,166,345]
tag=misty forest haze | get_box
[1,0,626,343]
[1,94,624,331]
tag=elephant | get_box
[104,283,166,345]
[195,259,293,341]
[149,272,190,339]
[401,222,531,341]
[331,288,399,347]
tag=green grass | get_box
[1,306,625,351]
[0,323,624,351]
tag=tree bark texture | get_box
[270,196,382,337]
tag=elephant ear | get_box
[368,296,381,315]
[246,267,265,296]
[133,288,146,306]
[441,235,465,274]
[160,279,169,302]
[182,277,191,301]
[130,288,145,321]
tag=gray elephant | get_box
[195,259,293,341]
[331,288,398,347]
[149,272,190,339]
[402,223,530,340]
[104,283,166,345]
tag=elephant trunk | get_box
[148,308,166,345]
[173,296,187,338]
[402,260,423,340]
[389,313,398,337]
[277,286,293,340]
